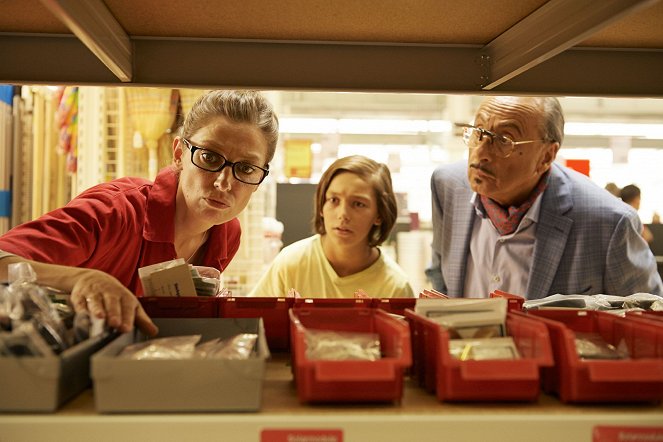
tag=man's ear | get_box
[173,137,184,170]
[540,141,560,171]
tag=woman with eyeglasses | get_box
[249,155,414,298]
[0,90,279,336]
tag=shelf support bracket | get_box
[40,0,132,82]
[480,0,660,90]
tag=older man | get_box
[426,96,662,299]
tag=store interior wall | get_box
[3,85,663,294]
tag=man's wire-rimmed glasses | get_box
[182,138,269,185]
[455,123,551,158]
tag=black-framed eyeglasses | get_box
[455,123,551,158]
[181,138,269,185]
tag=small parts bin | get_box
[0,333,115,412]
[289,307,411,403]
[139,296,294,352]
[404,309,553,402]
[92,318,269,413]
[219,297,294,352]
[521,309,663,403]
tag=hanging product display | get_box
[124,87,177,179]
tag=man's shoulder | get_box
[431,161,467,185]
[549,163,634,218]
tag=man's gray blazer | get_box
[426,161,663,299]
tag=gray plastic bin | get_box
[91,317,269,413]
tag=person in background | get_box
[604,182,621,197]
[620,184,654,244]
[249,155,414,298]
[0,90,279,335]
[426,96,662,299]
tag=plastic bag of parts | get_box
[523,294,612,310]
[118,333,259,360]
[195,333,258,360]
[119,335,202,360]
[304,329,381,361]
[574,332,629,360]
[448,337,521,361]
[0,262,106,356]
[524,293,663,312]
[190,265,221,297]
[620,293,663,311]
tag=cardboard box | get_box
[138,258,196,297]
[91,318,269,413]
[0,333,114,412]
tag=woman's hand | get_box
[69,269,159,337]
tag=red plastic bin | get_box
[372,297,417,316]
[139,296,219,318]
[218,297,294,352]
[293,298,372,309]
[490,290,525,311]
[289,307,411,403]
[520,309,663,403]
[626,310,663,324]
[404,309,553,402]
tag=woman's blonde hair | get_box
[179,90,279,166]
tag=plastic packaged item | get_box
[448,337,521,361]
[522,293,663,312]
[191,265,222,296]
[119,335,202,359]
[304,329,381,361]
[573,332,629,360]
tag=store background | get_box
[2,85,662,295]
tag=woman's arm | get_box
[0,254,158,336]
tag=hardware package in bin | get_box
[520,309,663,403]
[0,262,114,412]
[92,317,269,412]
[289,306,411,403]
[405,298,554,402]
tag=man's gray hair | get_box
[539,97,565,146]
